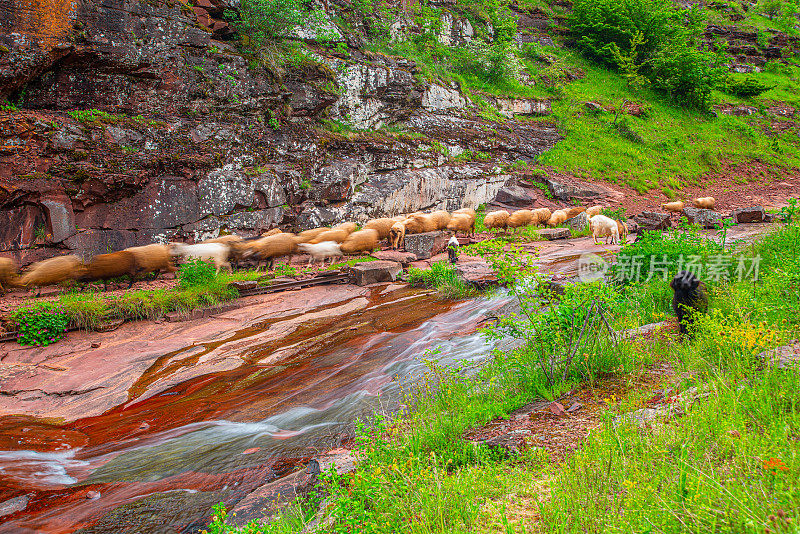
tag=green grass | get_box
[407,261,477,298]
[534,54,800,193]
[208,221,800,534]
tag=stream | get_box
[0,285,513,533]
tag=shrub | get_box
[11,302,71,346]
[178,259,217,288]
[569,0,725,109]
[724,76,774,97]
[601,206,627,220]
[407,261,476,298]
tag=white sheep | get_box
[298,241,342,266]
[589,214,621,245]
[169,242,232,274]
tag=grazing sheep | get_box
[340,229,379,255]
[310,229,349,244]
[79,251,141,289]
[662,201,685,213]
[20,255,82,294]
[124,244,176,278]
[429,210,452,230]
[170,242,232,274]
[243,233,297,270]
[547,209,568,227]
[293,227,330,244]
[589,214,620,245]
[0,257,20,294]
[453,208,477,219]
[389,222,406,249]
[586,205,603,217]
[447,213,475,237]
[363,218,396,240]
[565,206,586,219]
[333,222,357,235]
[298,241,342,266]
[693,197,716,209]
[507,209,534,230]
[616,220,629,244]
[202,235,243,246]
[533,208,551,226]
[671,270,708,337]
[483,210,510,231]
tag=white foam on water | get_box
[0,449,88,488]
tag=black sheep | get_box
[670,270,709,336]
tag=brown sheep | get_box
[294,227,331,244]
[547,209,568,227]
[483,210,510,231]
[586,205,603,217]
[124,244,176,279]
[244,233,298,270]
[565,207,586,219]
[340,229,380,255]
[79,251,141,289]
[410,213,438,233]
[262,228,283,237]
[453,208,477,219]
[389,222,406,249]
[662,201,685,213]
[363,218,396,240]
[310,229,350,244]
[693,197,716,209]
[507,210,535,230]
[0,257,20,294]
[533,208,551,226]
[20,255,82,294]
[429,210,452,230]
[447,213,475,237]
[616,220,629,244]
[333,222,357,235]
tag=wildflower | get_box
[763,457,789,474]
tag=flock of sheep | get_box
[0,197,717,296]
[0,209,478,295]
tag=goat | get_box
[124,244,176,279]
[589,214,620,245]
[79,251,141,289]
[389,222,406,249]
[298,241,342,266]
[20,255,82,295]
[363,218,396,240]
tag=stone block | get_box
[682,207,722,229]
[455,261,498,286]
[371,250,417,264]
[733,206,767,224]
[564,211,588,230]
[633,211,671,231]
[404,230,449,260]
[537,228,571,240]
[348,261,402,286]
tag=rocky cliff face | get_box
[0,0,566,264]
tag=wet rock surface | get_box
[348,260,402,285]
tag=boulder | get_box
[348,261,402,285]
[564,211,588,230]
[733,206,767,224]
[632,212,671,231]
[371,250,417,264]
[404,230,450,260]
[682,207,722,229]
[493,184,533,207]
[537,228,571,240]
[455,261,498,286]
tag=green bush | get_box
[725,75,775,97]
[178,259,217,288]
[569,0,724,109]
[11,302,71,346]
[407,261,476,298]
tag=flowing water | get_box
[0,285,513,533]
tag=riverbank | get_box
[215,220,800,533]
